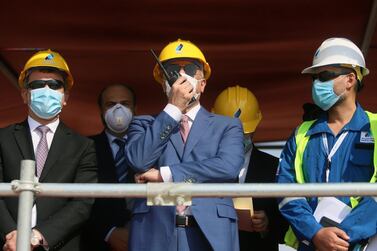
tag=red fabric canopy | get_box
[1,0,376,141]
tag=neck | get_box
[183,100,200,114]
[29,111,58,125]
[327,101,356,135]
[107,128,127,138]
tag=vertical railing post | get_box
[16,160,36,251]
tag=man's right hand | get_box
[3,230,17,251]
[312,227,349,251]
[168,76,195,112]
[108,227,128,251]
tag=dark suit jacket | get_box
[0,120,97,251]
[239,146,288,251]
[81,131,133,251]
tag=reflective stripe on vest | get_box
[284,111,377,249]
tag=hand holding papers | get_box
[233,197,254,232]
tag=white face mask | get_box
[164,80,172,98]
[164,73,202,100]
[104,104,133,133]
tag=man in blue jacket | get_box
[125,39,244,251]
[277,37,377,251]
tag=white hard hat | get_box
[302,38,369,80]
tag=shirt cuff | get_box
[105,227,116,242]
[160,166,173,182]
[164,104,182,122]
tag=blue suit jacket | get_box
[125,107,244,251]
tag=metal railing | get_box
[1,160,377,251]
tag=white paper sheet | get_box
[313,197,352,224]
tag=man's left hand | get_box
[135,168,163,183]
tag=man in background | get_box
[213,85,288,251]
[82,84,136,251]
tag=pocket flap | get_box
[217,203,237,220]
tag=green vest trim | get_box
[284,111,377,249]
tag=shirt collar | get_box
[184,103,201,122]
[28,116,60,133]
[105,129,127,144]
[307,103,370,136]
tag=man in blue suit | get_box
[125,39,244,251]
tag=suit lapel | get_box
[245,145,263,183]
[39,122,70,181]
[13,120,35,160]
[98,131,118,182]
[169,129,184,160]
[183,107,211,159]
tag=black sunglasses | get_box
[163,62,203,77]
[27,79,65,90]
[312,69,353,82]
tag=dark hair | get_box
[302,103,324,121]
[25,67,68,89]
[97,83,136,108]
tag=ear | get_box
[198,79,206,93]
[346,73,357,90]
[21,89,29,104]
[63,91,70,106]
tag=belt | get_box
[175,215,198,228]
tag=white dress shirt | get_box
[28,116,60,228]
[239,146,253,183]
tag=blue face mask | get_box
[312,79,342,111]
[29,87,64,119]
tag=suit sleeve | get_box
[36,138,98,249]
[126,111,244,183]
[0,130,17,240]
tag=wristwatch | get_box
[30,230,42,246]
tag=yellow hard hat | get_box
[153,39,211,84]
[212,85,262,133]
[18,49,74,90]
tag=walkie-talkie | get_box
[150,49,197,105]
[150,49,180,86]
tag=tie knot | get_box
[114,138,126,148]
[36,125,50,136]
[181,114,189,124]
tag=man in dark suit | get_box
[126,39,244,251]
[81,84,136,251]
[0,49,97,251]
[212,85,288,251]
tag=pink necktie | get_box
[180,114,190,143]
[35,125,50,177]
[177,115,190,215]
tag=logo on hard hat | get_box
[175,43,183,53]
[314,49,320,58]
[233,108,242,118]
[45,54,54,61]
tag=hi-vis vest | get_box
[284,111,377,249]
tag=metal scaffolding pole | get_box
[1,183,376,198]
[15,160,36,251]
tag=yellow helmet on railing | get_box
[153,39,211,84]
[18,49,74,90]
[212,85,262,134]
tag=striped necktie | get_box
[35,125,50,177]
[114,138,128,183]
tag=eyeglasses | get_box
[312,69,353,82]
[163,61,203,77]
[27,79,65,90]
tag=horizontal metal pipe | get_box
[1,183,376,198]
